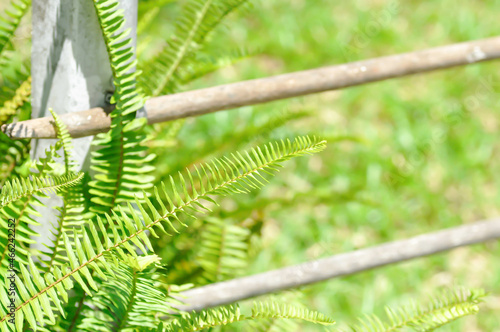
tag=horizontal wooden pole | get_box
[3,36,500,139]
[174,218,500,311]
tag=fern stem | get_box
[105,127,126,215]
[213,225,227,282]
[0,173,84,209]
[152,0,214,97]
[46,195,69,272]
[67,292,86,332]
[114,269,138,332]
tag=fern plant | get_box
[345,288,486,332]
[0,0,492,331]
[0,0,30,70]
[138,0,250,97]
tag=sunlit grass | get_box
[146,1,500,330]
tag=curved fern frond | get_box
[0,173,84,210]
[78,255,174,331]
[163,301,335,331]
[0,172,84,275]
[246,291,306,331]
[0,142,74,274]
[0,76,30,125]
[348,288,486,332]
[43,181,92,272]
[90,0,155,215]
[0,131,29,187]
[196,218,249,284]
[251,301,335,326]
[0,136,326,330]
[139,0,249,97]
[49,109,75,174]
[0,0,30,70]
[40,111,92,272]
[0,71,31,185]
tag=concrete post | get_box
[31,0,137,251]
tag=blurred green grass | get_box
[145,0,500,330]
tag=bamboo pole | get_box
[3,36,500,140]
[174,218,500,311]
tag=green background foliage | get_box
[0,0,498,330]
[141,0,500,330]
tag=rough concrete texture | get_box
[30,0,137,252]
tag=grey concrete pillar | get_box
[31,0,137,252]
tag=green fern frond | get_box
[251,301,335,326]
[163,301,335,331]
[0,172,84,275]
[0,173,84,209]
[0,141,73,275]
[0,195,41,274]
[0,131,30,186]
[245,291,306,331]
[93,0,140,97]
[89,0,155,215]
[0,75,30,125]
[0,136,325,331]
[348,288,486,332]
[0,69,31,183]
[0,0,30,71]
[49,109,75,174]
[39,111,93,272]
[43,181,92,272]
[408,288,485,331]
[90,0,155,215]
[78,255,174,331]
[139,0,249,97]
[30,141,65,176]
[196,218,249,283]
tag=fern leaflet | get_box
[347,288,486,332]
[162,301,335,331]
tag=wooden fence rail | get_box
[3,36,500,140]
[174,218,500,311]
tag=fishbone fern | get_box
[78,255,174,331]
[0,0,30,71]
[89,0,155,215]
[49,109,76,174]
[0,136,326,331]
[0,76,30,125]
[0,1,491,331]
[346,288,486,332]
[41,112,91,272]
[162,301,335,331]
[0,173,83,275]
[139,0,250,97]
[0,140,75,274]
[0,173,83,210]
[196,218,250,284]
